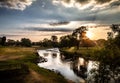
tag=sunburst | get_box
[86,31,93,39]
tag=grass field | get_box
[0,46,71,83]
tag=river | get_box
[37,48,99,83]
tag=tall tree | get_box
[72,26,88,49]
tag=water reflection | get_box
[37,48,97,83]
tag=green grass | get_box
[61,46,102,60]
[0,46,69,83]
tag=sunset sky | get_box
[0,0,120,41]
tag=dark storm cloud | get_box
[75,0,89,4]
[61,0,89,4]
[95,0,112,4]
[61,0,112,4]
[0,0,36,10]
[63,0,70,3]
[110,0,120,7]
[60,0,120,7]
[25,27,73,32]
[49,21,69,26]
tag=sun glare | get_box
[86,31,93,39]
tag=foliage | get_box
[51,35,58,42]
[89,24,120,83]
[60,35,78,48]
[6,39,16,46]
[0,36,6,46]
[21,38,32,47]
[51,35,59,47]
[42,38,53,47]
[72,26,88,49]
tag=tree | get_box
[60,35,78,48]
[60,35,69,48]
[51,35,58,42]
[72,26,88,49]
[1,36,6,46]
[90,24,120,83]
[96,39,106,47]
[42,38,52,47]
[51,35,59,47]
[110,24,120,33]
[16,40,20,46]
[7,39,16,46]
[21,38,31,47]
[107,24,120,49]
[107,32,113,39]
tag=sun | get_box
[86,31,93,39]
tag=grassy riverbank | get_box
[61,46,102,60]
[0,46,70,83]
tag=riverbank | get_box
[0,46,71,83]
[60,47,102,61]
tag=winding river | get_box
[37,48,98,83]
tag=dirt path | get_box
[0,55,23,61]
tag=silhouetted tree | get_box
[51,35,59,47]
[107,32,113,39]
[42,38,52,47]
[21,38,31,47]
[51,35,58,42]
[16,40,21,46]
[60,35,78,48]
[72,26,88,49]
[60,35,69,48]
[110,24,120,33]
[7,39,16,46]
[1,36,6,46]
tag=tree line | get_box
[0,26,105,48]
[0,37,31,47]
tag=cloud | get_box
[110,0,120,7]
[0,33,23,37]
[25,27,73,32]
[49,21,69,26]
[95,0,112,4]
[52,0,120,10]
[0,0,36,10]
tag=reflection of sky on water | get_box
[38,49,85,83]
[37,48,99,83]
